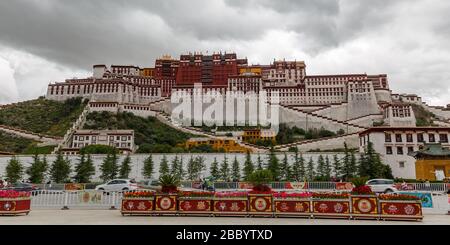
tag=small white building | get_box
[61,129,135,155]
[359,127,450,179]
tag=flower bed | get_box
[350,195,379,218]
[248,192,273,216]
[0,190,31,216]
[178,192,214,215]
[154,193,178,214]
[312,192,350,218]
[213,192,248,216]
[378,194,423,221]
[121,191,154,216]
[350,185,378,219]
[273,192,312,217]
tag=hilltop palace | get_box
[45,52,450,179]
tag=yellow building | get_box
[239,67,262,75]
[242,129,276,144]
[411,143,450,181]
[140,68,154,77]
[182,137,252,153]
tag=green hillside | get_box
[0,131,55,154]
[410,104,436,126]
[83,111,195,153]
[0,97,87,137]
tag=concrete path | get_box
[1,210,449,225]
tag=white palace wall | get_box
[0,153,347,182]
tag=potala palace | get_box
[41,52,450,179]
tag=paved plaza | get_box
[1,210,449,225]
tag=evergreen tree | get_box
[74,153,95,183]
[256,154,263,170]
[26,154,48,183]
[317,155,326,179]
[242,151,254,181]
[176,157,185,180]
[6,156,24,183]
[100,152,119,182]
[267,149,280,181]
[341,143,353,181]
[324,155,332,181]
[119,154,132,179]
[332,154,342,180]
[159,155,170,176]
[279,153,291,181]
[358,141,392,179]
[220,155,230,181]
[231,156,241,182]
[170,155,180,175]
[292,150,300,181]
[210,157,220,180]
[306,157,315,181]
[349,151,358,179]
[186,156,195,180]
[142,155,154,179]
[50,153,71,183]
[194,156,206,180]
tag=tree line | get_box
[3,142,392,184]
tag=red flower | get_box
[123,190,154,198]
[351,185,374,195]
[312,192,349,199]
[0,190,30,198]
[379,193,420,201]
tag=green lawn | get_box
[83,111,195,153]
[0,97,87,136]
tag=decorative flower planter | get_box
[0,198,31,216]
[213,197,248,216]
[351,195,379,219]
[379,200,423,221]
[154,194,178,214]
[121,197,154,216]
[178,197,213,215]
[273,198,311,217]
[248,194,273,216]
[312,199,351,218]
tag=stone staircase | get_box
[282,104,368,131]
[0,124,62,145]
[52,104,91,154]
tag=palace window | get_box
[439,134,448,143]
[386,146,393,155]
[429,134,435,142]
[397,146,404,155]
[385,133,392,142]
[395,134,402,142]
[408,147,414,154]
[399,162,405,168]
[417,133,424,142]
[406,134,413,142]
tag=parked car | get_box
[95,179,138,192]
[2,183,40,196]
[137,179,161,191]
[366,179,398,193]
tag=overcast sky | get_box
[0,0,449,106]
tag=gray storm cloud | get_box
[0,0,449,105]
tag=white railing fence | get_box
[31,190,123,210]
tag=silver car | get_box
[366,179,398,193]
[95,179,138,192]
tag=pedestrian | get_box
[425,180,431,191]
[0,180,3,188]
[401,181,408,190]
